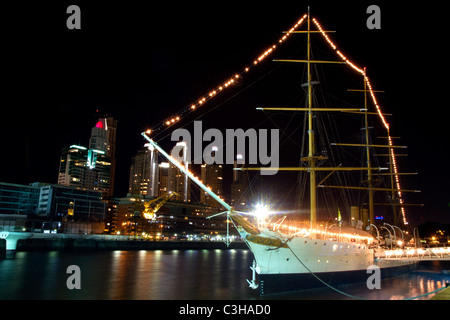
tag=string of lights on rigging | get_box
[145,14,308,135]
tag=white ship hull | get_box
[237,226,415,295]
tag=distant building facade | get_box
[0,182,106,232]
[33,183,105,222]
[168,143,191,202]
[58,145,111,196]
[113,194,228,238]
[0,182,40,215]
[168,163,191,202]
[128,145,159,197]
[89,117,117,196]
[129,143,191,202]
[230,154,248,209]
[199,147,223,208]
[157,162,170,196]
[200,164,223,208]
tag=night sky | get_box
[2,1,449,225]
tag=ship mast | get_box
[363,70,374,226]
[240,10,421,228]
[306,9,317,227]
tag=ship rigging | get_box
[141,9,430,295]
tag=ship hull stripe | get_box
[259,263,415,296]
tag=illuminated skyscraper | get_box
[89,117,117,197]
[84,149,111,195]
[57,117,116,198]
[128,145,159,197]
[230,154,248,209]
[58,145,88,188]
[168,163,191,202]
[168,142,190,202]
[105,117,118,196]
[157,162,170,196]
[57,145,111,196]
[89,118,108,151]
[200,147,223,208]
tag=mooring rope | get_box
[286,244,448,300]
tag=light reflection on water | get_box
[270,272,449,300]
[0,250,448,300]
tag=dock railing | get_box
[375,246,450,261]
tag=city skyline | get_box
[1,2,449,225]
[52,113,248,209]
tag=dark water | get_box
[0,249,449,300]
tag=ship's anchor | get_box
[246,260,259,289]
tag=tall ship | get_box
[142,10,419,295]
